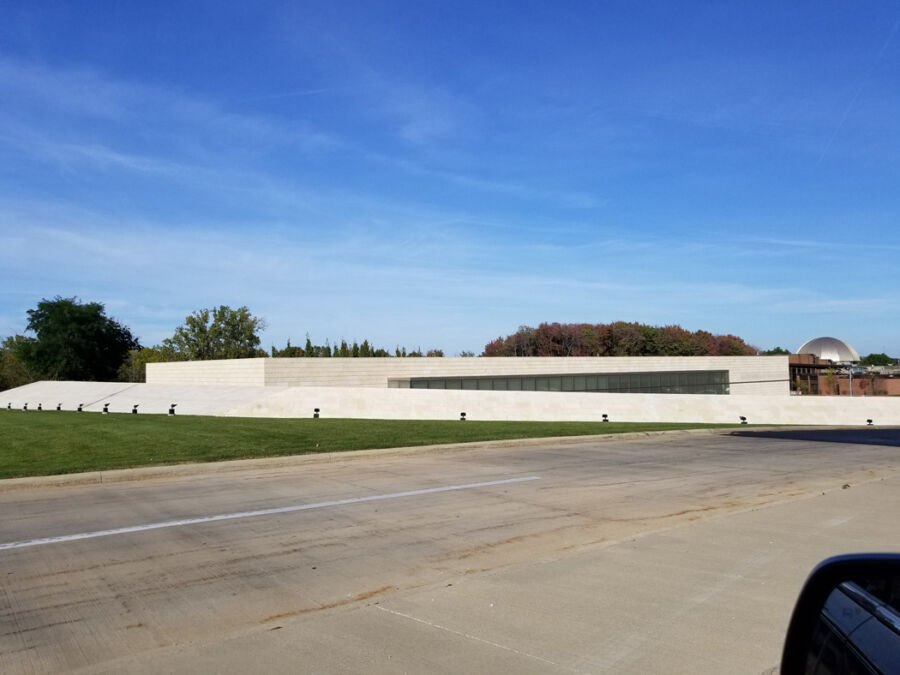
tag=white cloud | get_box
[0,56,338,164]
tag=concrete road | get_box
[1,431,899,673]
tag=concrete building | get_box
[147,355,787,396]
[6,353,899,425]
[789,354,833,395]
[139,354,898,424]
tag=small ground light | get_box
[313,407,320,419]
[6,402,10,410]
[37,403,42,411]
[132,405,139,414]
[169,404,177,415]
[102,403,110,414]
[77,403,83,412]
[23,403,28,411]
[601,413,609,422]
[460,411,467,421]
[740,416,748,424]
[867,419,873,426]
[56,403,61,411]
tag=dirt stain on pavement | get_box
[260,585,396,623]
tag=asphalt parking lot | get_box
[730,426,900,446]
[2,429,899,673]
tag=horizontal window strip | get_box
[408,370,730,395]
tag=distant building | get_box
[789,353,833,395]
[789,336,862,394]
[791,336,899,396]
[816,373,900,397]
[796,336,860,363]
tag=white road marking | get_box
[0,476,541,551]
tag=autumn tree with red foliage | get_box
[483,322,757,357]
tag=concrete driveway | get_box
[1,430,898,673]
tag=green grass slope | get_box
[0,411,736,479]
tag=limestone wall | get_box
[148,358,267,386]
[147,356,789,396]
[224,386,898,426]
[4,379,898,425]
[1,380,286,416]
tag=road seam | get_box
[374,605,585,673]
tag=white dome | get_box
[796,337,860,363]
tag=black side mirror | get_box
[781,553,900,674]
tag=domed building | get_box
[796,337,860,363]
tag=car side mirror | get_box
[781,554,900,674]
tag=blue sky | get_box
[1,1,898,356]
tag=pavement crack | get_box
[374,605,585,673]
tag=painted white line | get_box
[0,476,540,551]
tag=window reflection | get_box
[409,370,730,395]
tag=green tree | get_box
[1,335,35,390]
[762,346,791,355]
[163,305,264,360]
[860,353,894,367]
[639,325,661,355]
[117,345,178,383]
[271,339,304,358]
[19,297,139,381]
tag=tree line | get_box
[483,322,759,357]
[270,338,444,359]
[4,297,892,391]
[0,297,444,387]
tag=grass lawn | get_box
[0,411,738,479]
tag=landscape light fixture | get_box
[77,403,84,412]
[867,419,873,426]
[169,404,177,415]
[102,403,110,414]
[23,403,27,411]
[56,403,62,411]
[740,416,748,424]
[37,403,42,411]
[460,411,467,421]
[6,402,10,410]
[602,413,609,422]
[313,407,320,419]
[132,405,139,414]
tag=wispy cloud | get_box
[365,152,606,210]
[2,191,892,354]
[1,4,899,356]
[0,56,338,163]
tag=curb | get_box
[0,427,747,493]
